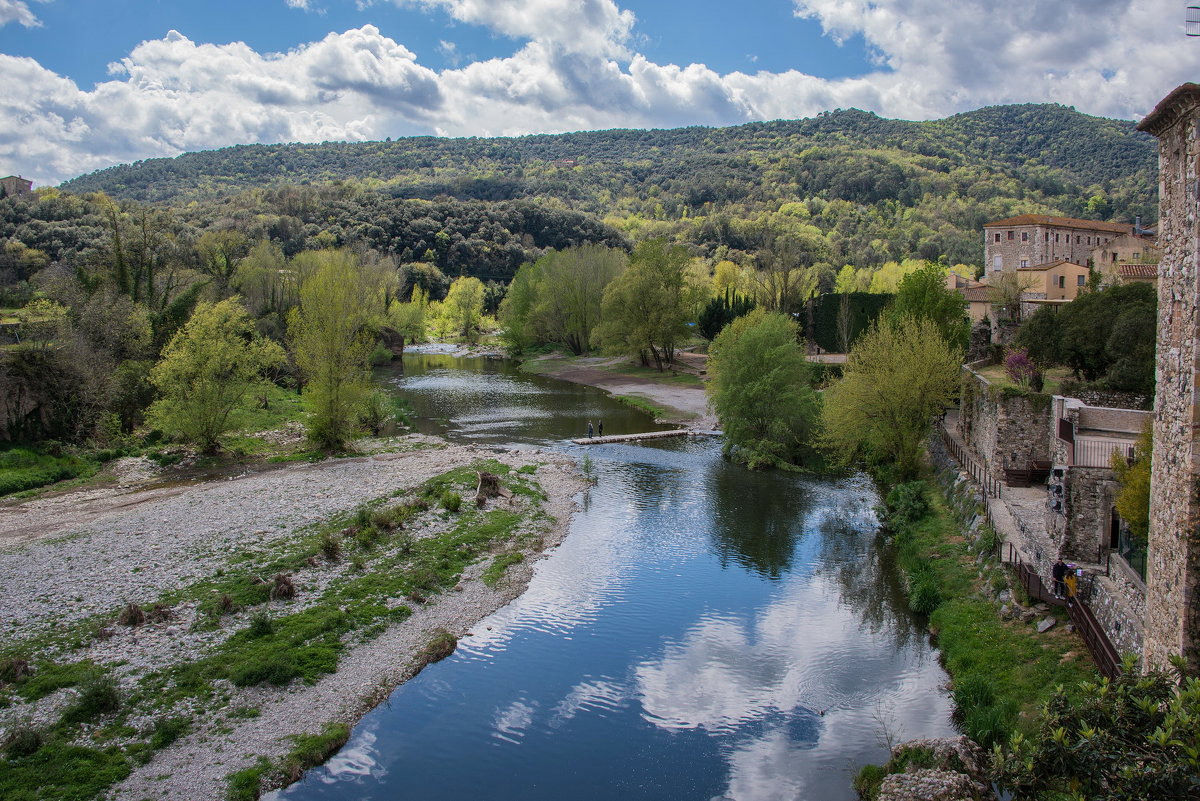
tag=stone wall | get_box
[1138,85,1200,671]
[1089,557,1147,659]
[1059,466,1117,563]
[957,368,1052,477]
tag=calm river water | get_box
[270,350,953,801]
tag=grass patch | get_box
[482,551,524,587]
[0,740,132,801]
[281,722,351,782]
[614,394,669,419]
[0,447,97,497]
[885,481,1096,748]
[226,757,272,801]
[12,660,99,702]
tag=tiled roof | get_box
[961,286,992,302]
[1117,263,1159,279]
[1016,259,1088,272]
[983,214,1133,234]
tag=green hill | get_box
[42,103,1158,273]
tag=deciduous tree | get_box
[443,276,485,343]
[289,250,377,450]
[148,298,284,451]
[821,315,961,479]
[707,310,819,469]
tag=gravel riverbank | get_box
[0,436,584,800]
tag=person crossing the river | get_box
[587,420,594,439]
[598,419,604,438]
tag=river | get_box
[269,350,953,801]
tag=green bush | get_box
[149,716,191,749]
[439,491,462,513]
[907,569,943,615]
[4,727,43,758]
[247,612,274,638]
[59,676,120,725]
[229,654,301,687]
[852,762,887,800]
[884,481,928,529]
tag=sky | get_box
[0,0,1197,187]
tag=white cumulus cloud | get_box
[0,0,43,28]
[3,0,1199,186]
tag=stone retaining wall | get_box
[1089,558,1147,659]
[957,369,1052,477]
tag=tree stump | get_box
[475,471,512,506]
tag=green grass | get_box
[889,484,1096,747]
[614,394,671,419]
[482,551,524,586]
[0,740,132,801]
[977,364,1071,396]
[0,447,98,497]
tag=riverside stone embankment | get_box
[0,437,584,800]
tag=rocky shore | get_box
[0,436,584,800]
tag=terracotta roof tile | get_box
[983,214,1133,234]
[1117,263,1159,279]
[961,286,992,302]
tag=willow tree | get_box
[821,314,961,479]
[148,297,284,451]
[289,250,377,450]
[707,309,819,469]
[443,276,485,343]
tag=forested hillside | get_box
[57,103,1156,270]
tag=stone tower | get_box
[1138,84,1200,671]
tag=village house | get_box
[1116,263,1159,287]
[0,175,33,198]
[1091,232,1160,282]
[983,214,1133,276]
[1017,259,1091,300]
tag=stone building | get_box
[0,175,32,198]
[1091,233,1160,282]
[1137,83,1200,671]
[983,214,1133,277]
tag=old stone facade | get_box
[1138,83,1200,671]
[1092,233,1160,282]
[0,175,32,198]
[983,214,1132,276]
[957,368,1052,477]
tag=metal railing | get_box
[1071,438,1136,469]
[940,426,1003,499]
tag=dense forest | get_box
[53,103,1157,271]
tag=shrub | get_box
[1003,347,1038,387]
[0,656,31,683]
[247,612,274,638]
[319,530,342,561]
[907,571,943,615]
[230,654,300,687]
[3,726,43,758]
[117,603,145,627]
[60,675,120,725]
[418,628,458,666]
[270,573,296,601]
[440,491,462,513]
[883,482,928,529]
[149,716,190,749]
[146,603,174,624]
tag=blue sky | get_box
[0,0,874,87]
[0,0,1196,185]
